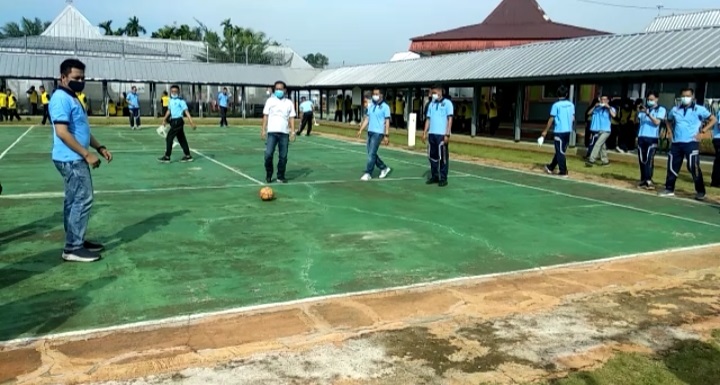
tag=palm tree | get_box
[0,17,51,38]
[303,53,330,69]
[124,16,146,37]
[98,20,114,36]
[151,23,203,41]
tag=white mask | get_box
[431,93,439,100]
[372,95,380,102]
[681,96,692,105]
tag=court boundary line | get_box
[308,140,720,229]
[0,176,473,199]
[190,149,264,185]
[316,133,720,208]
[0,125,35,160]
[2,241,719,348]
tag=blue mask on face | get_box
[171,94,179,99]
[274,90,284,99]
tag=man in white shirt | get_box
[262,81,296,183]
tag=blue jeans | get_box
[129,108,140,127]
[264,132,289,179]
[428,134,449,181]
[365,132,388,175]
[665,142,705,193]
[54,160,94,251]
[547,132,571,175]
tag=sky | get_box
[2,0,719,66]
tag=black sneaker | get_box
[600,162,610,167]
[181,155,194,163]
[83,240,105,252]
[266,176,273,183]
[158,156,171,163]
[438,180,448,187]
[426,178,439,185]
[62,248,101,263]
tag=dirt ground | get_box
[1,244,719,385]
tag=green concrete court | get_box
[1,125,719,342]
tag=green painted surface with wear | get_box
[0,127,718,341]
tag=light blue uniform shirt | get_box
[550,99,575,134]
[126,92,139,109]
[50,87,91,162]
[299,100,313,113]
[217,92,228,108]
[367,100,391,134]
[637,106,667,139]
[426,98,454,135]
[713,110,720,139]
[169,97,189,119]
[589,105,614,133]
[668,104,711,143]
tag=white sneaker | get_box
[361,173,372,181]
[379,167,392,179]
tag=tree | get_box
[98,20,123,36]
[198,19,282,65]
[151,23,203,41]
[124,16,146,37]
[303,53,330,69]
[0,17,51,38]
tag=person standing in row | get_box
[0,88,7,121]
[27,86,39,115]
[356,88,392,181]
[158,85,197,163]
[218,87,229,127]
[585,94,615,168]
[423,85,453,187]
[296,96,314,136]
[40,85,50,125]
[636,91,666,190]
[160,90,169,117]
[261,81,296,184]
[712,107,720,188]
[659,88,717,200]
[541,86,575,178]
[126,86,141,130]
[7,90,21,121]
[49,58,113,262]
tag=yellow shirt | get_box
[77,92,87,110]
[464,104,472,119]
[479,101,488,115]
[8,94,17,109]
[0,92,7,108]
[394,99,404,114]
[488,102,498,118]
[335,98,342,109]
[108,103,117,115]
[29,91,38,104]
[41,92,49,105]
[161,95,169,107]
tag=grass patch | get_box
[313,124,710,198]
[546,334,720,385]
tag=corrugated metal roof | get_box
[41,4,102,39]
[645,10,720,32]
[0,54,320,87]
[308,26,720,87]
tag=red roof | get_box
[411,0,608,42]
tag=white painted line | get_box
[0,126,35,160]
[190,149,265,185]
[2,241,719,348]
[0,176,462,200]
[309,140,720,229]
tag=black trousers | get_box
[608,124,620,150]
[42,104,49,124]
[712,139,720,187]
[31,103,38,115]
[665,142,705,194]
[488,117,499,135]
[219,106,228,127]
[8,108,21,121]
[165,118,191,157]
[298,112,313,135]
[428,134,449,181]
[0,108,6,121]
[637,137,658,183]
[129,108,141,128]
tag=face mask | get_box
[68,80,85,93]
[274,90,284,98]
[431,93,439,101]
[171,94,179,99]
[372,95,380,102]
[646,100,656,107]
[681,96,692,105]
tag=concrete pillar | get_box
[569,84,577,147]
[241,86,246,119]
[471,86,480,137]
[514,85,523,142]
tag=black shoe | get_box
[83,240,105,252]
[62,247,101,263]
[266,176,273,183]
[180,155,194,163]
[426,178,439,185]
[158,156,171,163]
[439,180,448,187]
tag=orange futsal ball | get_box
[259,186,274,201]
